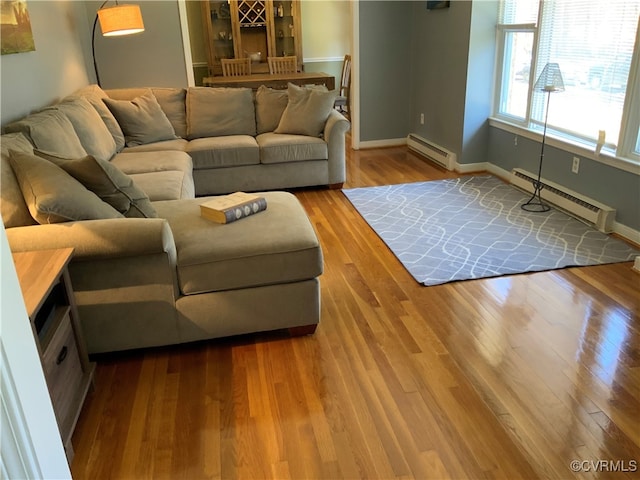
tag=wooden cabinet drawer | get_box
[13,248,95,463]
[42,309,83,431]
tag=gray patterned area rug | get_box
[342,175,639,286]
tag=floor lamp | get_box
[521,62,565,212]
[92,2,145,87]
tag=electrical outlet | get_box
[572,156,580,174]
[420,113,425,125]
[514,135,518,146]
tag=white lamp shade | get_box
[98,4,144,37]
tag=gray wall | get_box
[408,1,471,155]
[0,0,91,125]
[85,0,188,88]
[362,1,496,164]
[359,1,413,142]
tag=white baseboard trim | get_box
[485,163,511,180]
[612,222,640,246]
[633,257,640,273]
[454,161,490,174]
[358,138,407,149]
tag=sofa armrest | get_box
[7,217,182,354]
[6,218,177,263]
[324,110,351,185]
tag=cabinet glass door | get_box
[203,0,235,73]
[273,1,294,57]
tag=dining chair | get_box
[268,56,298,74]
[334,54,351,118]
[221,58,251,77]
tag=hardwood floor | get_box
[71,146,640,479]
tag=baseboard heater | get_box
[510,168,615,233]
[407,134,456,171]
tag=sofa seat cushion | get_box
[153,191,323,295]
[130,171,191,201]
[187,136,259,169]
[122,138,188,153]
[111,150,195,200]
[256,133,328,165]
[111,150,192,175]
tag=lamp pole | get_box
[91,1,144,88]
[521,87,553,212]
[521,62,564,213]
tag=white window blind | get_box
[496,0,640,161]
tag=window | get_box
[494,0,640,164]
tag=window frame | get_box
[492,1,640,173]
[493,23,538,125]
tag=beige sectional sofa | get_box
[1,83,350,354]
[103,84,349,195]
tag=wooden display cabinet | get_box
[12,248,95,462]
[202,0,303,75]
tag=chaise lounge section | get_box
[1,83,349,354]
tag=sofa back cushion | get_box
[1,133,37,228]
[4,109,87,158]
[106,87,187,139]
[151,88,187,139]
[103,91,178,147]
[9,150,123,224]
[52,97,117,162]
[69,84,126,151]
[255,86,289,134]
[187,87,256,139]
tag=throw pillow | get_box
[103,91,177,147]
[186,87,256,139]
[8,150,123,224]
[35,150,157,218]
[255,85,289,134]
[1,133,37,228]
[274,83,337,137]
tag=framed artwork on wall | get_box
[1,0,35,55]
[427,1,450,10]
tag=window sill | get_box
[489,117,640,176]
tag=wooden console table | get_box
[12,248,95,462]
[203,71,335,90]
